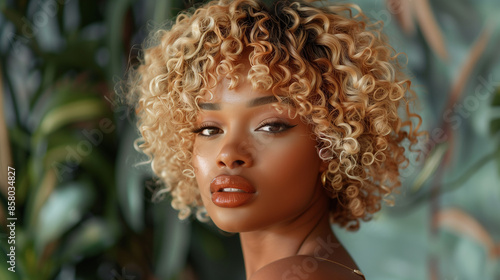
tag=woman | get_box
[128,0,421,278]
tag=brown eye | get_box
[257,122,297,134]
[198,127,222,137]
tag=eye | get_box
[192,125,222,137]
[256,121,297,134]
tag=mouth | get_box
[219,188,247,193]
[210,175,256,207]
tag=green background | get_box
[0,0,499,279]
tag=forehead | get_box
[203,76,270,102]
[197,76,296,112]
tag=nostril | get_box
[234,160,245,167]
[217,160,227,168]
[216,144,254,169]
[217,159,247,169]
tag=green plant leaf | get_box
[41,38,103,76]
[105,0,132,82]
[495,145,500,177]
[56,217,118,263]
[35,97,109,139]
[116,124,148,232]
[152,0,174,23]
[77,0,102,28]
[0,55,22,127]
[41,128,116,187]
[31,80,111,138]
[153,200,191,279]
[26,127,113,228]
[411,142,448,193]
[29,59,56,111]
[24,169,58,231]
[34,180,96,254]
[488,88,500,176]
[490,88,500,136]
[0,7,42,55]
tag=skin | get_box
[191,70,363,280]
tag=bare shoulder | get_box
[249,255,365,280]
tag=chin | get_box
[207,207,269,233]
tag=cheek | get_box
[260,137,322,189]
[192,141,212,174]
[267,136,320,170]
[192,144,212,188]
[191,152,212,206]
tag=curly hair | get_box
[128,0,422,230]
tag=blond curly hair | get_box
[128,0,422,230]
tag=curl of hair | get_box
[127,0,422,230]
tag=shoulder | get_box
[249,255,364,280]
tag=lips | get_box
[210,175,256,207]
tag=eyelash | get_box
[192,123,221,137]
[256,120,297,134]
[192,120,296,137]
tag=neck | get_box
[239,194,338,279]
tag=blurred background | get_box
[0,0,499,279]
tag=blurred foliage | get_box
[0,0,499,280]
[0,0,243,279]
[334,1,500,280]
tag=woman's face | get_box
[191,74,327,233]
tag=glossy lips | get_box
[210,175,256,207]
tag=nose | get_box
[216,138,254,169]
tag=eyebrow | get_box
[198,96,292,110]
[198,102,221,110]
